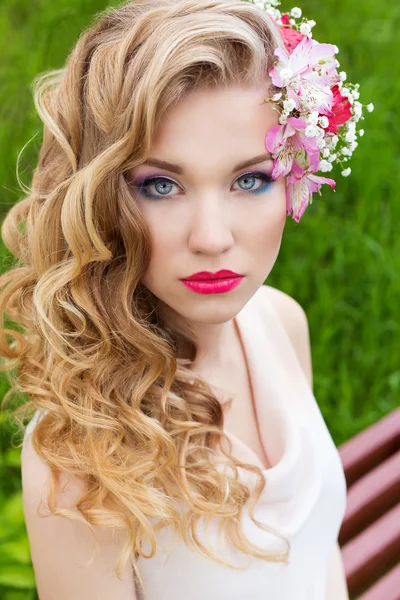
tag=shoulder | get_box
[21,418,86,511]
[21,419,136,599]
[255,285,313,388]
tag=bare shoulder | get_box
[21,428,136,600]
[257,285,313,388]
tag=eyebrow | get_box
[140,152,273,175]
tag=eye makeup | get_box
[130,170,274,201]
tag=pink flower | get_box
[280,15,306,54]
[269,37,339,113]
[266,117,320,179]
[323,84,352,134]
[286,160,336,222]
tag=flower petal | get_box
[287,177,311,222]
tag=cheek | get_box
[138,209,181,289]
[245,180,287,254]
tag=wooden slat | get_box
[339,450,400,545]
[339,408,400,487]
[341,503,400,597]
[357,562,400,600]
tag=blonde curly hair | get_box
[0,0,288,591]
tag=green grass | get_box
[0,0,399,597]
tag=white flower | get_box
[280,67,294,84]
[266,7,281,20]
[283,98,297,112]
[333,45,339,54]
[328,153,337,163]
[345,130,356,143]
[300,22,312,36]
[341,147,352,156]
[290,18,296,25]
[318,116,329,129]
[350,141,358,152]
[279,113,288,125]
[308,19,316,28]
[317,137,326,149]
[359,129,365,137]
[331,135,339,147]
[290,7,302,18]
[341,168,351,177]
[307,111,320,126]
[305,125,320,138]
[322,148,331,158]
[341,87,350,97]
[367,103,375,112]
[339,71,347,82]
[352,90,360,100]
[353,101,363,120]
[319,160,333,172]
[272,92,282,102]
[255,1,265,8]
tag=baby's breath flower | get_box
[319,160,333,172]
[339,71,347,82]
[283,98,297,112]
[272,92,282,102]
[322,148,331,158]
[290,6,302,18]
[341,147,352,156]
[331,135,339,147]
[279,112,288,125]
[305,125,320,137]
[307,111,320,126]
[359,129,365,137]
[318,116,329,128]
[353,101,363,120]
[367,103,375,112]
[345,130,356,143]
[342,168,351,177]
[300,22,312,36]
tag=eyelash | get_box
[133,171,274,200]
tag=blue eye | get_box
[135,177,179,200]
[134,171,273,200]
[234,171,273,195]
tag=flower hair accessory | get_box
[244,0,374,222]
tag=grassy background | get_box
[0,0,399,597]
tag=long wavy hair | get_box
[0,0,289,590]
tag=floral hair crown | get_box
[243,0,374,222]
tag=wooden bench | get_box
[338,407,400,599]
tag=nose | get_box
[187,193,234,256]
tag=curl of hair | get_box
[0,0,289,592]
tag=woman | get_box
[0,0,364,597]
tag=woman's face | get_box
[128,84,287,326]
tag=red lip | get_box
[182,269,242,281]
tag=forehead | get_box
[149,85,278,174]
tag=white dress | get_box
[23,287,348,599]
